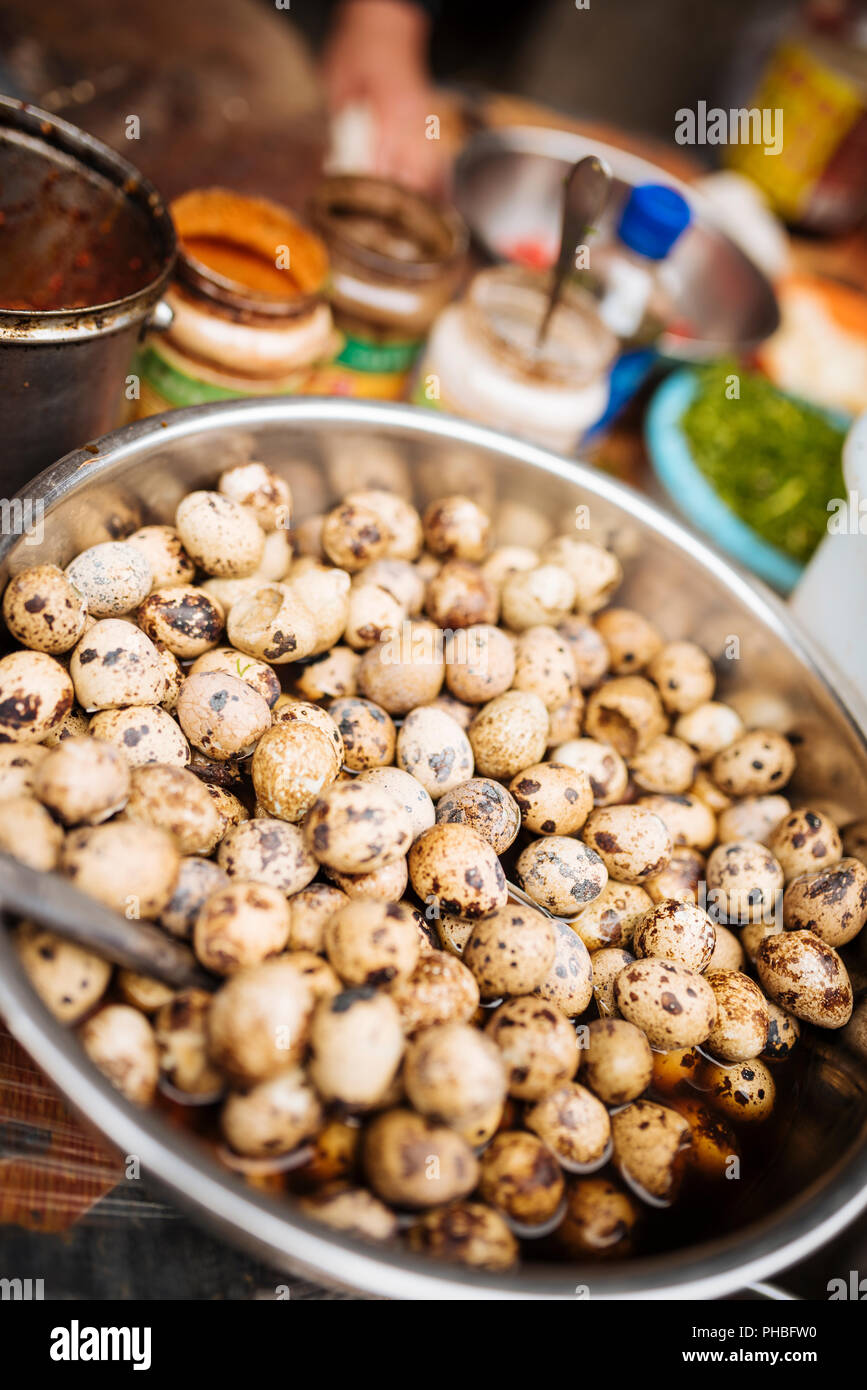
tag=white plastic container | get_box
[414,267,616,454]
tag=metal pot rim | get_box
[2,395,866,1299]
[0,96,176,341]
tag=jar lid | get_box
[468,266,617,387]
[309,174,468,283]
[616,185,692,261]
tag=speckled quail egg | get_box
[123,763,223,854]
[251,721,339,823]
[357,620,445,715]
[306,780,412,874]
[569,880,651,952]
[409,823,507,919]
[550,737,628,806]
[509,762,593,837]
[206,958,315,1082]
[159,857,230,939]
[756,929,853,1028]
[515,836,608,916]
[408,1202,518,1271]
[644,846,706,905]
[486,996,578,1100]
[717,795,791,846]
[61,820,179,918]
[356,766,435,842]
[434,778,521,854]
[614,957,716,1050]
[0,744,50,798]
[629,736,698,796]
[647,640,715,715]
[88,705,190,767]
[218,460,292,531]
[557,615,611,689]
[501,564,576,630]
[153,989,223,1097]
[711,729,795,797]
[327,696,393,772]
[707,923,746,971]
[699,1056,776,1123]
[65,542,152,617]
[194,881,290,975]
[80,1003,159,1105]
[583,805,672,884]
[590,947,635,1017]
[782,857,867,946]
[403,1021,506,1127]
[324,899,420,987]
[632,900,716,971]
[220,1067,322,1158]
[525,1082,612,1171]
[396,707,474,800]
[175,490,265,578]
[463,904,556,998]
[557,1177,640,1258]
[176,670,270,762]
[0,649,74,742]
[635,792,716,851]
[387,950,480,1033]
[478,1131,565,1227]
[584,675,667,757]
[217,818,318,896]
[610,1099,692,1202]
[762,999,800,1060]
[532,917,594,1017]
[2,564,87,653]
[581,1018,653,1106]
[444,623,515,703]
[364,1108,479,1208]
[14,922,112,1023]
[69,620,167,711]
[768,807,843,881]
[422,495,490,562]
[674,700,745,764]
[33,734,129,826]
[541,537,621,614]
[704,968,770,1062]
[0,795,63,871]
[706,840,784,925]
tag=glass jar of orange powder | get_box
[134,188,337,415]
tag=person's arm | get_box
[321,0,445,192]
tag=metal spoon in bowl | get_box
[0,851,215,991]
[536,153,612,347]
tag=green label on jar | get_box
[134,346,245,406]
[335,333,423,375]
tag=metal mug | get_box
[0,97,176,497]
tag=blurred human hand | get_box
[322,0,446,194]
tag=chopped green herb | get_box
[681,361,846,564]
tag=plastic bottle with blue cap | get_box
[597,184,692,342]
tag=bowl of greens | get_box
[645,362,848,593]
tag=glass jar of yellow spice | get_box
[134,187,337,415]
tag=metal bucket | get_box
[0,97,176,496]
[0,397,865,1299]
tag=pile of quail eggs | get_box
[1,455,866,1274]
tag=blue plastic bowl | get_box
[645,369,805,594]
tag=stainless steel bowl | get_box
[1,398,865,1300]
[453,125,780,360]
